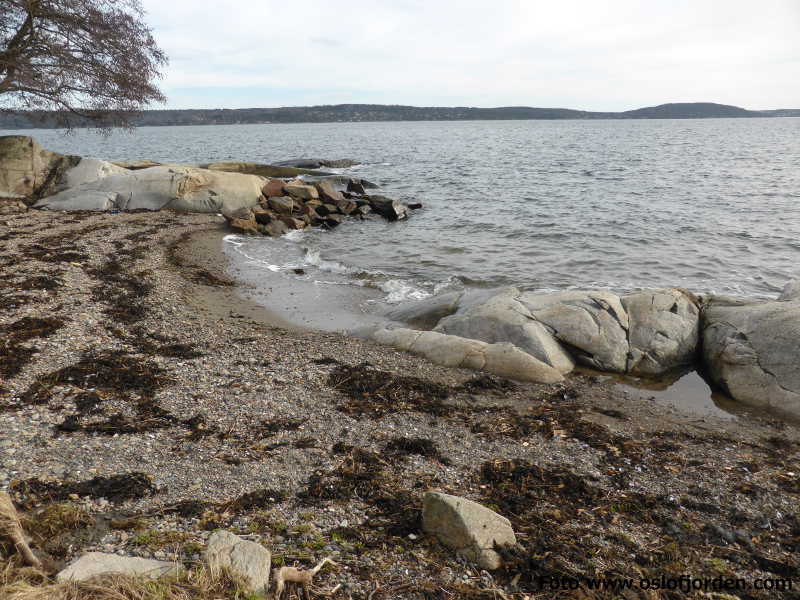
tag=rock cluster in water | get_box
[223,176,414,237]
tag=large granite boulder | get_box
[517,290,629,372]
[621,289,700,375]
[372,327,563,383]
[422,491,516,570]
[702,297,800,417]
[382,290,465,330]
[0,135,79,200]
[59,158,129,191]
[35,166,265,213]
[436,288,574,375]
[57,552,177,582]
[395,287,700,378]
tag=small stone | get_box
[57,552,178,582]
[422,491,516,570]
[205,530,271,594]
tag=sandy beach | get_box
[1,209,799,598]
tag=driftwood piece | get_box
[0,491,41,569]
[273,556,335,599]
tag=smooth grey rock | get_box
[283,183,318,200]
[58,158,127,191]
[372,327,563,383]
[57,552,177,582]
[205,530,271,594]
[382,290,465,330]
[36,166,264,213]
[703,298,800,416]
[436,289,574,374]
[621,289,700,376]
[422,491,516,570]
[778,280,800,302]
[518,290,629,372]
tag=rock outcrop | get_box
[422,491,516,570]
[702,296,800,417]
[622,289,700,375]
[35,166,265,213]
[201,161,330,178]
[205,530,271,594]
[56,552,178,582]
[429,287,699,377]
[273,158,360,169]
[435,288,575,375]
[372,327,564,383]
[0,135,79,200]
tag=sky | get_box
[141,0,800,111]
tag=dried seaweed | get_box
[328,363,452,418]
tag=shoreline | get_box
[1,209,799,598]
[173,224,300,331]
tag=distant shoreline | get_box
[2,101,799,130]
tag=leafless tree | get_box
[0,0,167,129]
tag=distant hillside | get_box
[1,102,796,129]
[620,102,758,119]
[760,109,800,117]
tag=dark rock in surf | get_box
[347,179,366,195]
[368,195,409,221]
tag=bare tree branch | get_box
[0,0,167,130]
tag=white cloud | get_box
[141,0,800,110]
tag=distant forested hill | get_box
[1,102,796,129]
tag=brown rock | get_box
[335,199,358,215]
[267,196,294,215]
[263,220,289,237]
[315,180,344,204]
[280,216,307,230]
[283,183,319,200]
[300,203,321,221]
[323,203,338,215]
[229,218,259,235]
[252,206,274,225]
[323,214,344,228]
[261,178,286,198]
[223,206,255,222]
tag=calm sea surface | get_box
[9,118,800,309]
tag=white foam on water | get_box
[223,234,244,246]
[303,248,352,275]
[377,279,432,303]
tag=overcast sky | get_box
[142,0,800,111]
